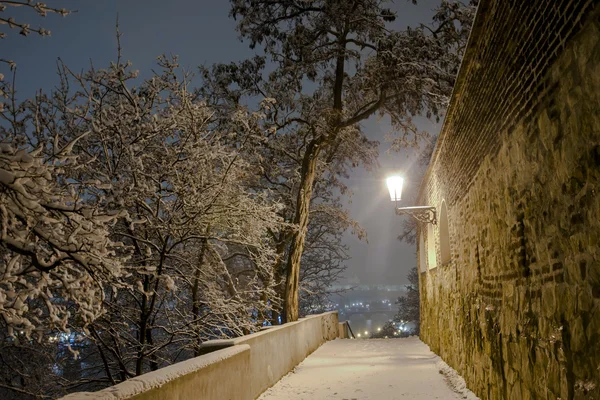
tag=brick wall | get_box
[417,0,600,399]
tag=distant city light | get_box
[377,327,381,332]
[357,333,362,337]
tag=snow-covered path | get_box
[259,337,478,400]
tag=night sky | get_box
[1,0,444,286]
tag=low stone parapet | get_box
[61,311,340,400]
[199,311,339,398]
[337,320,351,338]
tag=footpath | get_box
[259,336,479,400]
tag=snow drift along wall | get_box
[417,0,600,398]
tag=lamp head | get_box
[386,175,404,202]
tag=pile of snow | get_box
[437,359,479,399]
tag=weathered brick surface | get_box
[417,0,600,399]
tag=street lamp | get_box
[386,174,437,224]
[386,176,404,202]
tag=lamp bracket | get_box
[395,206,437,225]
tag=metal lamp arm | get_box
[394,206,437,225]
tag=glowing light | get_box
[386,175,404,201]
[377,327,381,332]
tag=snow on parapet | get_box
[200,311,340,350]
[61,345,250,400]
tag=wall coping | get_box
[200,311,339,349]
[62,345,250,400]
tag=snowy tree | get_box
[200,63,375,323]
[298,185,364,316]
[0,0,71,39]
[0,1,74,78]
[38,54,285,382]
[228,0,478,321]
[395,266,420,335]
[0,5,289,396]
[0,73,126,343]
[1,45,285,395]
[0,68,130,400]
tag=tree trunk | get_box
[146,327,158,371]
[282,38,345,323]
[265,232,290,325]
[136,276,150,376]
[283,141,321,322]
[192,236,208,356]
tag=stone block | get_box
[570,316,586,354]
[577,287,593,313]
[542,285,557,317]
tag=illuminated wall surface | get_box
[417,0,600,398]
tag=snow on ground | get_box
[259,337,479,400]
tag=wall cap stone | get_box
[60,345,251,400]
[200,311,339,349]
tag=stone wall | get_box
[60,312,340,400]
[417,0,600,399]
[199,311,340,398]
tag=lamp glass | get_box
[386,175,404,202]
